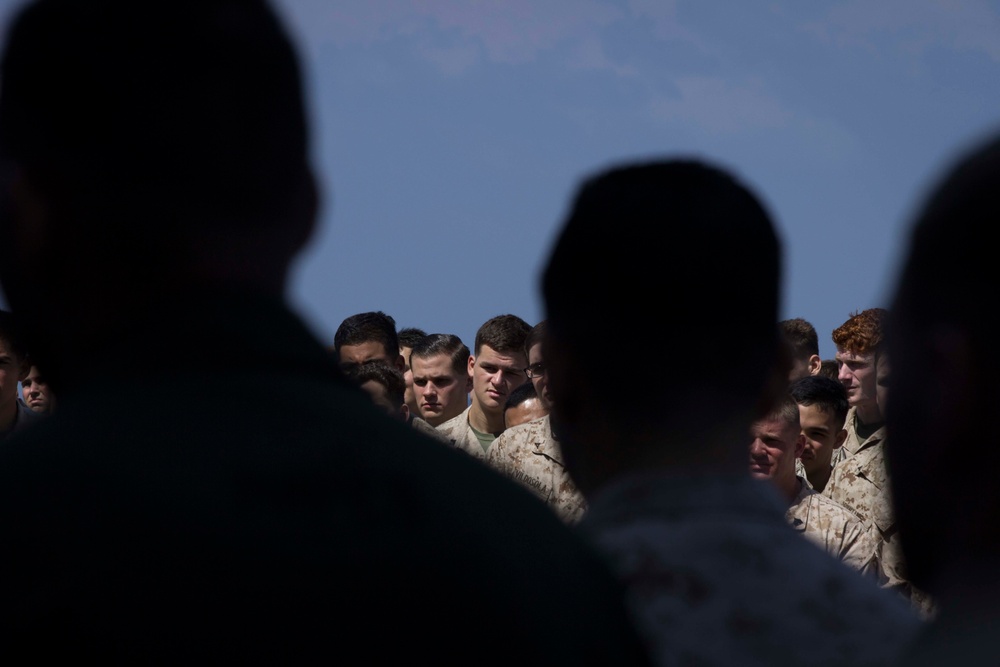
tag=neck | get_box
[777,472,801,504]
[468,400,503,434]
[855,401,882,426]
[808,463,833,493]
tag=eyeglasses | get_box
[525,362,546,379]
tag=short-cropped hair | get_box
[789,375,849,427]
[780,318,819,359]
[474,314,530,358]
[410,334,470,377]
[334,311,399,360]
[344,359,405,410]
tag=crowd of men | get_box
[0,0,996,664]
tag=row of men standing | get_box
[331,304,933,617]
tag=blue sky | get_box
[3,0,999,359]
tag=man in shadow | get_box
[0,1,650,663]
[886,131,1000,665]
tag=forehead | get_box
[339,340,393,363]
[476,345,523,367]
[752,416,798,441]
[527,342,543,364]
[412,352,461,377]
[798,403,840,430]
[834,349,874,364]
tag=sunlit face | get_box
[411,352,470,427]
[338,341,401,373]
[797,403,844,479]
[20,365,55,415]
[504,396,547,430]
[469,344,527,418]
[749,416,804,486]
[835,349,877,410]
[0,337,27,416]
[526,342,551,410]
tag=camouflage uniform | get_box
[436,406,489,459]
[836,405,884,464]
[786,476,879,577]
[581,471,922,667]
[824,431,936,617]
[484,415,586,523]
[410,415,451,444]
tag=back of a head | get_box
[474,314,531,357]
[0,0,316,390]
[504,381,538,412]
[0,0,310,231]
[543,159,782,420]
[888,132,1000,594]
[780,318,819,358]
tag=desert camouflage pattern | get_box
[581,471,922,667]
[484,415,586,523]
[410,415,452,443]
[824,437,937,616]
[823,435,888,531]
[436,406,488,459]
[794,459,813,489]
[838,405,886,462]
[786,476,879,577]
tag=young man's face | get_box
[0,337,27,411]
[835,348,877,409]
[749,416,804,486]
[21,365,55,415]
[797,403,845,479]
[411,352,470,426]
[469,344,527,418]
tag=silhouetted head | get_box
[542,159,785,495]
[0,0,317,384]
[887,132,1000,595]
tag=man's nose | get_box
[750,439,765,456]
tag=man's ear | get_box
[833,428,847,450]
[807,354,822,376]
[392,353,404,372]
[399,404,410,422]
[467,355,475,379]
[794,433,806,459]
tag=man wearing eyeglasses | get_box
[486,320,586,523]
